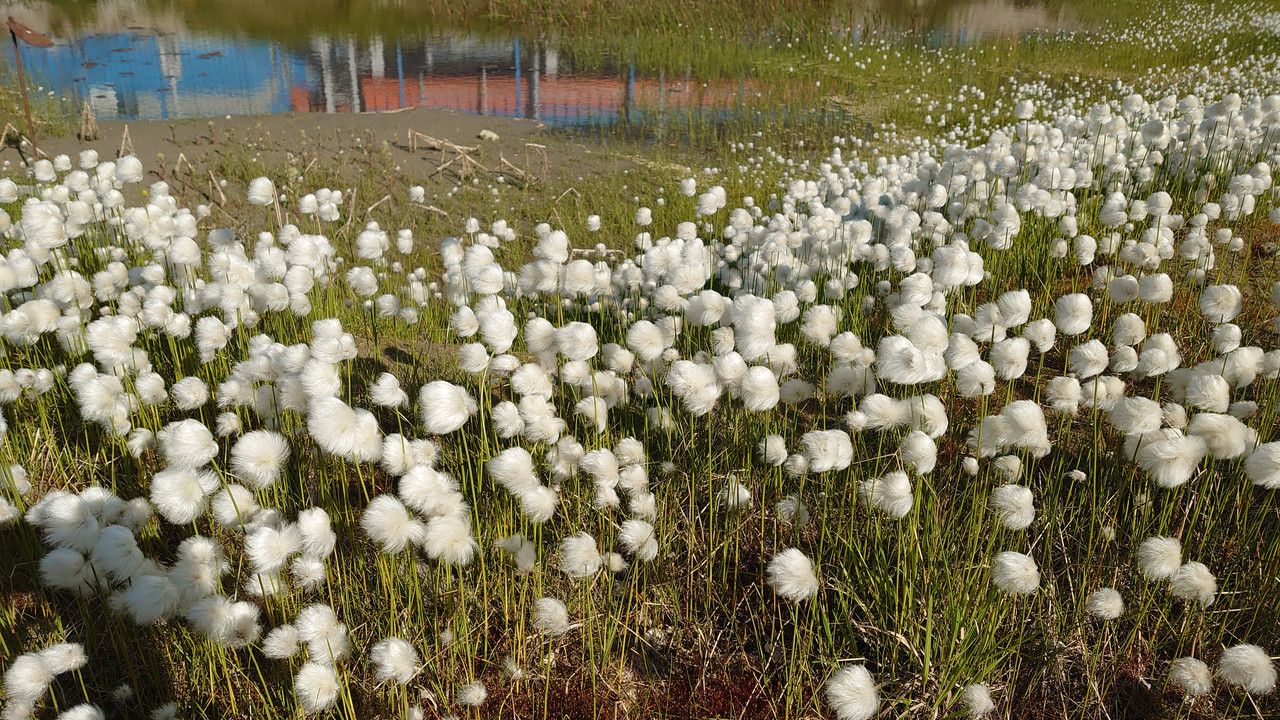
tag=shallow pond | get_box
[2,0,1075,127]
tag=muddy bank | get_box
[3,106,632,191]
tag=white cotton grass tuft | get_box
[752,430,783,466]
[1086,588,1125,620]
[558,532,602,578]
[766,548,820,601]
[1245,442,1280,489]
[157,419,219,469]
[370,637,421,685]
[1218,644,1277,695]
[263,624,301,659]
[418,381,477,434]
[150,467,218,525]
[361,495,424,554]
[456,680,487,707]
[961,683,995,717]
[618,519,659,562]
[991,551,1039,595]
[1136,536,1182,580]
[824,664,879,720]
[899,431,937,474]
[1170,561,1217,606]
[294,662,340,714]
[1169,657,1213,696]
[860,471,913,518]
[422,514,478,566]
[989,485,1034,530]
[1054,293,1093,335]
[532,597,571,636]
[801,429,854,473]
[230,430,291,490]
[370,373,409,407]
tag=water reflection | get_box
[1,0,1072,124]
[7,28,762,125]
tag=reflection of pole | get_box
[623,61,634,125]
[396,40,405,109]
[514,38,521,117]
[347,37,360,112]
[317,35,336,113]
[529,43,539,120]
[478,66,487,116]
[7,17,46,158]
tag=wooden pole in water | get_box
[7,17,53,160]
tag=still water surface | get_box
[2,1,1075,125]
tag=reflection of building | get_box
[7,29,754,126]
[296,39,757,127]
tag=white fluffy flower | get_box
[1136,536,1182,580]
[1086,588,1124,619]
[532,597,571,636]
[992,551,1039,595]
[294,662,340,714]
[1218,644,1277,695]
[418,381,477,434]
[247,177,276,206]
[989,485,1034,530]
[825,664,879,720]
[1169,657,1212,696]
[766,548,820,601]
[230,430,291,489]
[371,637,421,685]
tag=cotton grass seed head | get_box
[1169,657,1212,696]
[992,551,1039,595]
[766,548,820,601]
[371,637,421,685]
[1170,561,1217,607]
[825,664,879,720]
[1086,588,1124,619]
[1136,536,1182,580]
[961,683,994,717]
[533,597,571,636]
[1218,644,1276,695]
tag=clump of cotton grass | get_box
[802,429,854,473]
[370,373,409,407]
[263,625,301,659]
[991,551,1039,595]
[230,430,291,489]
[1169,657,1213,696]
[618,519,658,562]
[825,664,879,720]
[361,496,424,553]
[989,485,1034,530]
[371,637,420,685]
[960,683,995,717]
[775,494,809,527]
[860,471,913,518]
[1086,588,1124,619]
[558,532,602,579]
[1246,442,1280,488]
[3,642,88,714]
[532,597,571,636]
[456,680,487,707]
[1170,561,1217,606]
[418,381,477,434]
[422,514,478,566]
[766,548,820,601]
[1136,536,1182,580]
[1218,644,1276,695]
[294,662,340,714]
